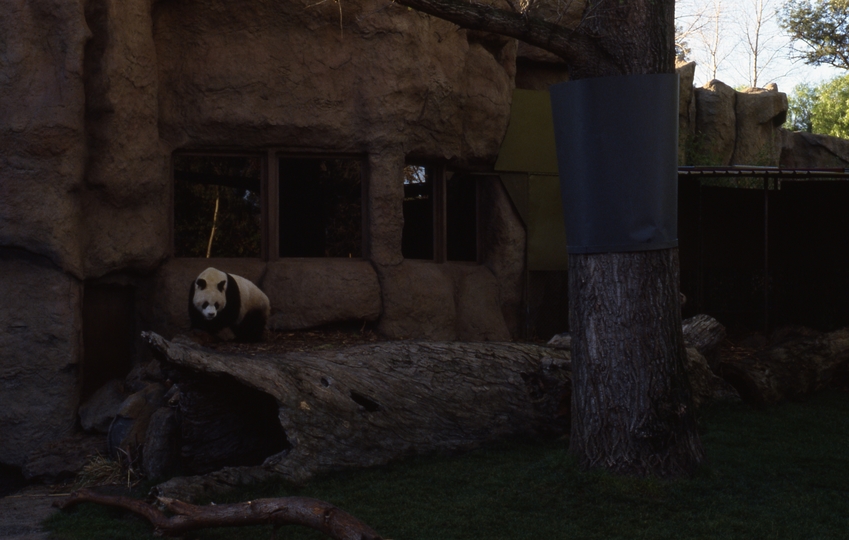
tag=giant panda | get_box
[188,267,271,342]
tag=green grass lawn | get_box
[45,391,849,540]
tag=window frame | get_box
[403,161,481,264]
[171,150,368,261]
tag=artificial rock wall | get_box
[0,0,521,468]
[676,61,849,168]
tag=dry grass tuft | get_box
[74,451,140,490]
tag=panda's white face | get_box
[193,268,228,320]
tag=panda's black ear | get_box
[217,280,226,292]
[197,278,206,290]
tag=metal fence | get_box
[523,167,849,339]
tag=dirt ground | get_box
[0,484,67,540]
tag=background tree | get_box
[787,73,849,136]
[786,81,816,131]
[737,0,786,87]
[699,0,737,80]
[781,0,849,69]
[394,0,706,477]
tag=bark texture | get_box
[569,250,704,477]
[720,328,849,405]
[394,0,701,477]
[392,0,674,78]
[142,332,571,484]
[682,314,727,371]
[55,489,382,539]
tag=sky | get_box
[676,0,845,95]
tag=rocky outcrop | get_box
[731,85,788,165]
[79,379,127,434]
[692,80,738,165]
[677,61,697,165]
[0,250,81,468]
[779,129,849,168]
[678,65,794,167]
[0,2,88,276]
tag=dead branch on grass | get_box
[54,489,383,539]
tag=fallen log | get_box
[141,332,572,486]
[682,314,726,371]
[719,327,849,405]
[54,489,382,539]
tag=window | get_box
[173,155,263,258]
[403,163,478,262]
[402,164,434,260]
[173,152,364,259]
[446,172,478,262]
[278,157,362,258]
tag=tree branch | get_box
[392,0,619,75]
[54,489,384,539]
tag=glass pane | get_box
[173,155,262,258]
[402,164,434,260]
[279,158,362,258]
[446,173,477,262]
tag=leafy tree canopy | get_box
[780,0,849,69]
[786,74,849,137]
[786,82,816,132]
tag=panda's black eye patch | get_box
[217,280,226,292]
[197,278,206,290]
[202,301,209,309]
[214,302,220,309]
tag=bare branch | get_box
[55,489,384,540]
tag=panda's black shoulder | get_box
[219,272,241,321]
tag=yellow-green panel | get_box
[495,89,559,175]
[498,173,529,226]
[527,175,569,271]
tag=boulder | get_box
[694,80,737,165]
[265,259,382,331]
[0,1,87,275]
[779,129,849,168]
[79,379,127,434]
[376,260,458,340]
[376,260,512,341]
[0,251,81,467]
[676,60,697,165]
[21,432,107,482]
[451,266,512,341]
[107,383,166,459]
[731,85,788,165]
[141,407,180,480]
[80,0,169,277]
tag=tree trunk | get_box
[394,0,700,478]
[142,332,572,484]
[560,0,705,477]
[569,250,704,476]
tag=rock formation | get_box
[0,0,520,469]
